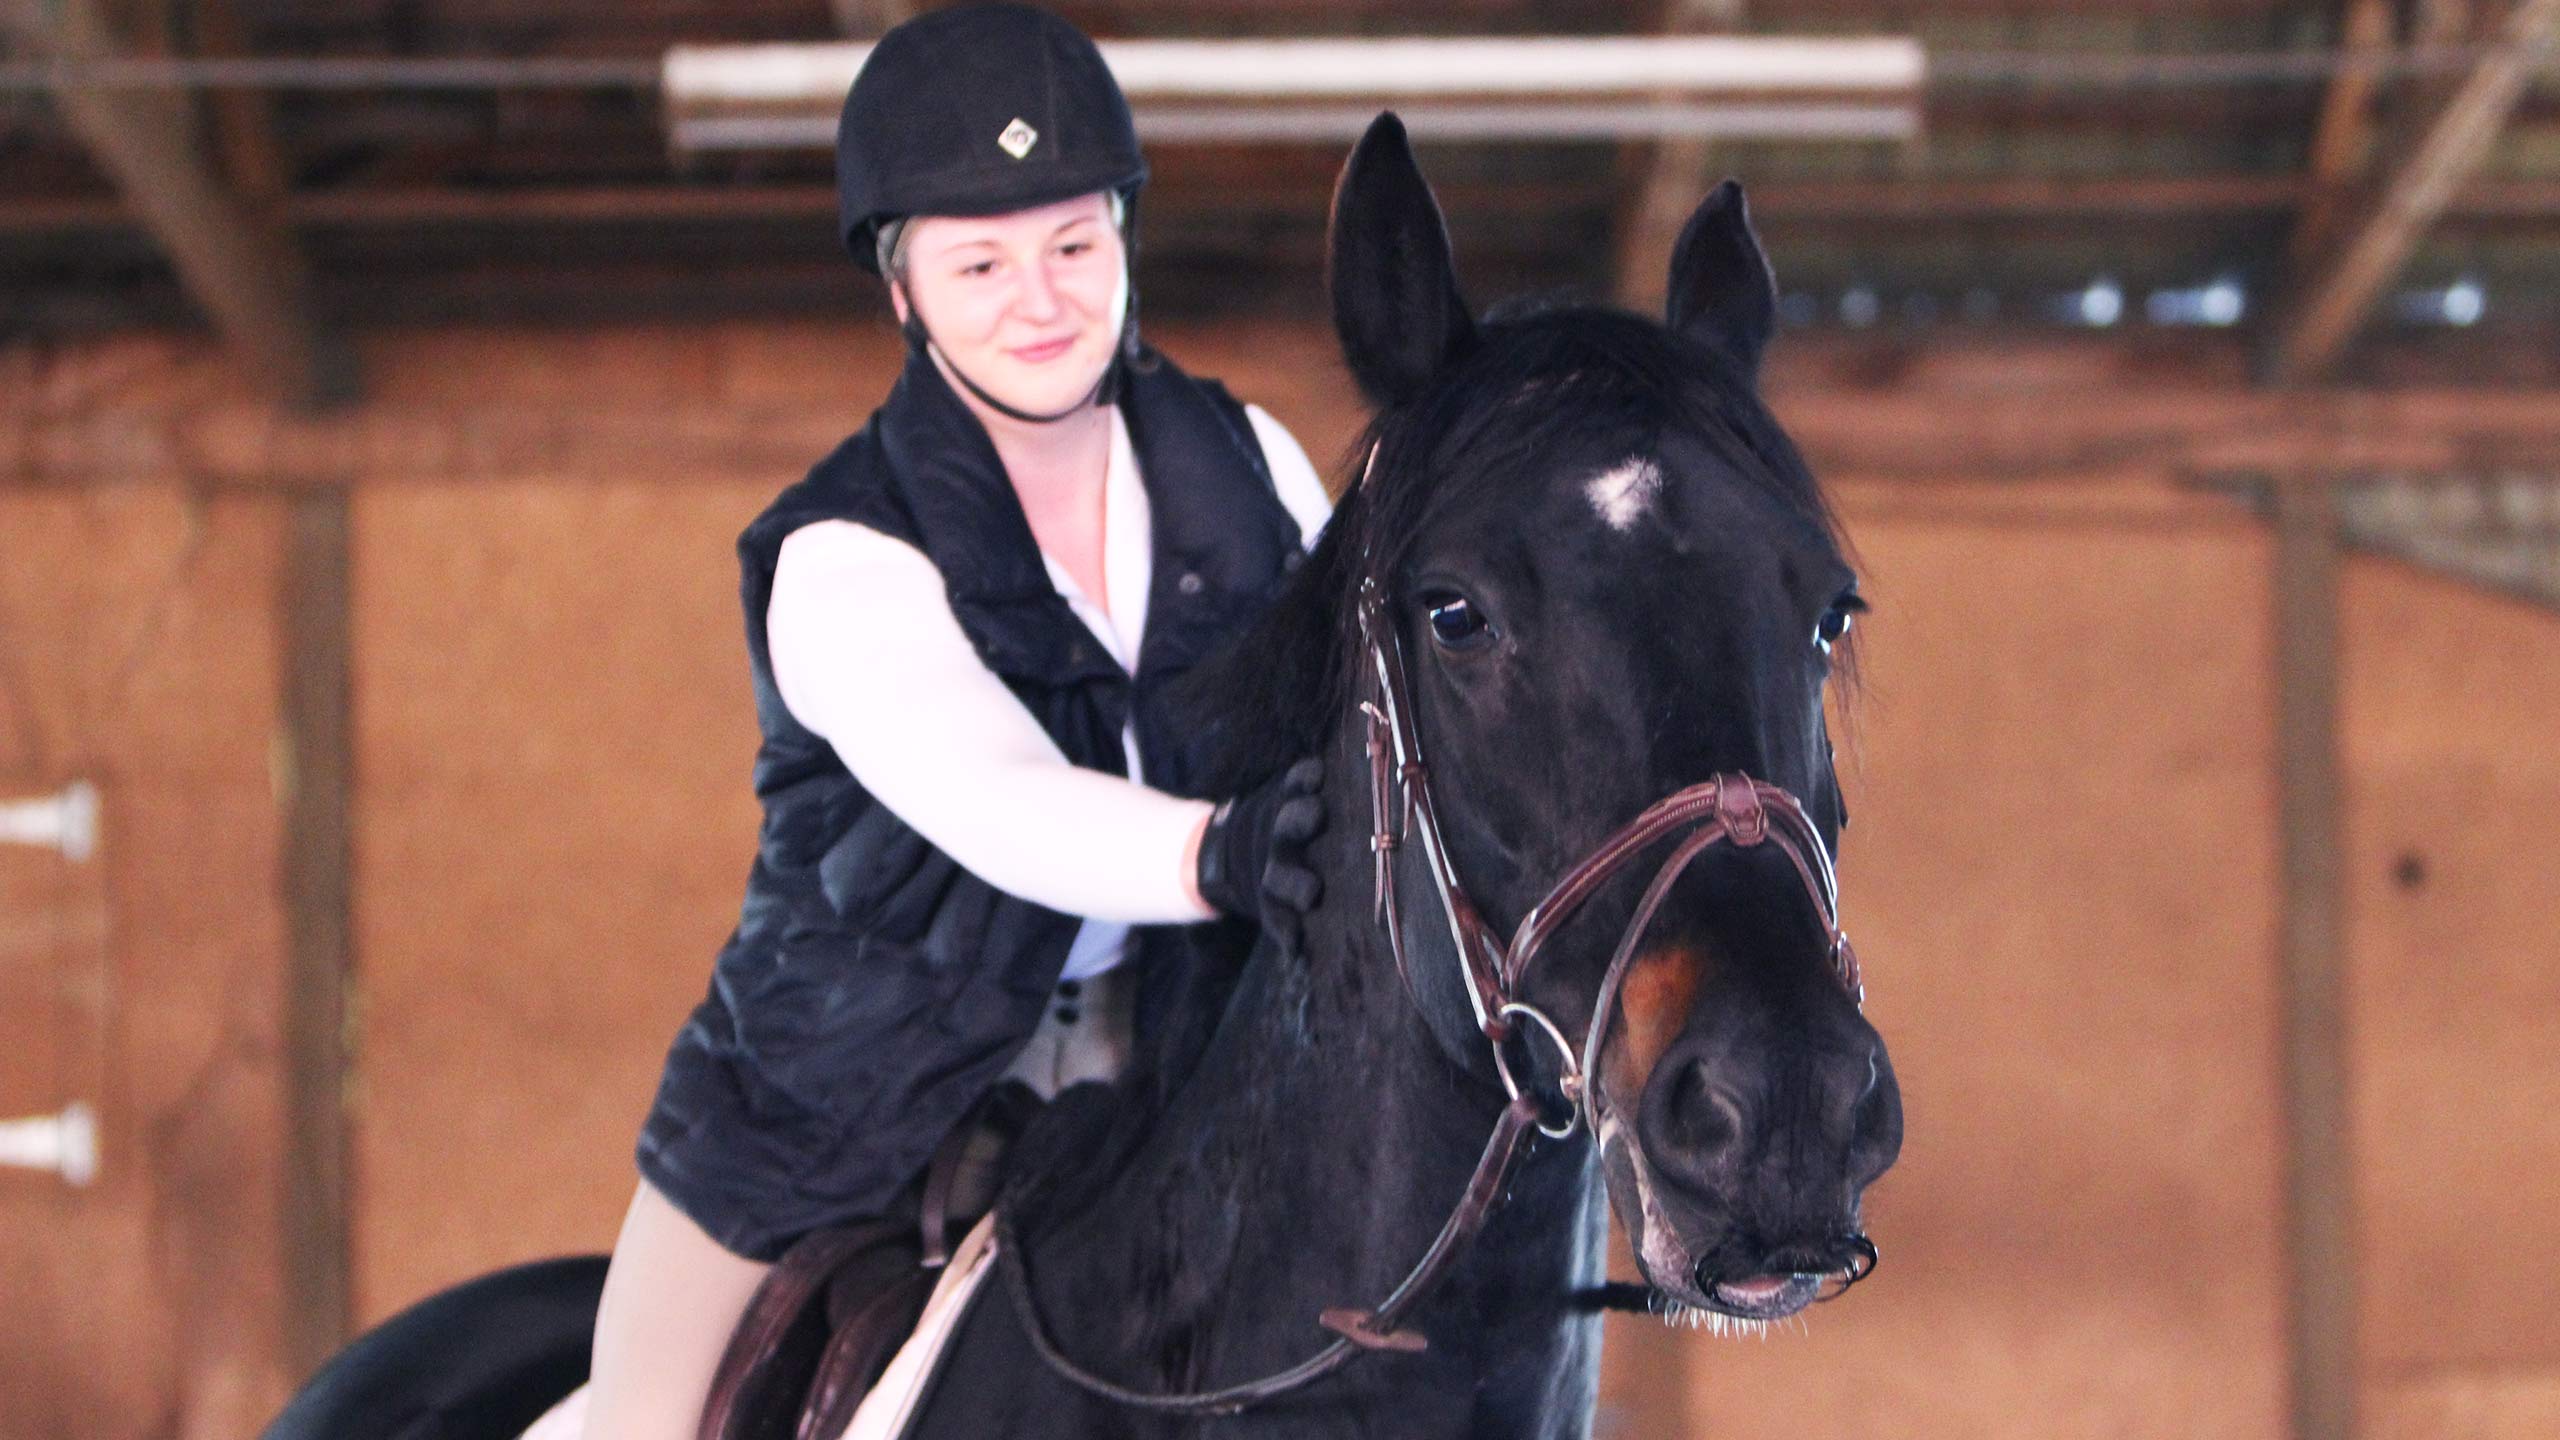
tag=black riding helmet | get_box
[836,3,1148,420]
[836,3,1145,271]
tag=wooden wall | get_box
[1,322,2554,1440]
[0,392,297,1439]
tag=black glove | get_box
[1195,757,1326,951]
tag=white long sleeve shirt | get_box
[766,404,1331,982]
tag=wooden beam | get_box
[278,488,354,1376]
[7,334,2558,491]
[0,173,2326,237]
[1612,0,1748,312]
[2266,0,2560,382]
[2272,473,2355,1440]
[0,0,349,408]
[13,169,2560,245]
[1741,173,2325,221]
[189,0,293,204]
[2287,0,2397,276]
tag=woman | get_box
[579,7,1331,1437]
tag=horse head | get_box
[1321,113,1902,1326]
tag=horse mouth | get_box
[1698,1272,1822,1322]
[1598,1114,1871,1327]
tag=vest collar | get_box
[875,346,1060,607]
[872,344,1295,691]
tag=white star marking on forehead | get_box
[1585,458,1662,532]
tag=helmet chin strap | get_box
[899,303,1111,427]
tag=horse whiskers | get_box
[1648,1297,1776,1340]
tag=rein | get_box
[999,576,1863,1417]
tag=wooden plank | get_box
[2266,0,2560,382]
[279,488,353,1375]
[189,0,293,204]
[1,327,2556,490]
[12,172,2560,241]
[2287,0,2397,276]
[1611,0,1746,312]
[2273,473,2355,1440]
[0,0,348,408]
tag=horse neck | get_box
[1052,716,1603,1356]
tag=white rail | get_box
[0,1102,98,1186]
[666,36,1926,104]
[663,34,1926,150]
[0,780,98,862]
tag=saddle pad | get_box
[507,1220,998,1440]
[505,1218,993,1440]
[837,1212,1000,1440]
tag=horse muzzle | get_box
[1598,983,1902,1323]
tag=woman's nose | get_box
[1013,261,1065,323]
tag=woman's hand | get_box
[1193,758,1327,952]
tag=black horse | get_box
[261,115,1900,1440]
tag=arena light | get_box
[662,35,1926,151]
[2146,276,2249,327]
[2391,275,2490,326]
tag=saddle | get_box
[697,1085,1042,1440]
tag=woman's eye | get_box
[959,259,998,279]
[1426,596,1492,650]
[1056,240,1094,258]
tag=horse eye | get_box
[1425,595,1492,650]
[1814,595,1863,654]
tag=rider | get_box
[579,6,1331,1436]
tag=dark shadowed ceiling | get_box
[2,1,2555,384]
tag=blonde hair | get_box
[877,190,1126,280]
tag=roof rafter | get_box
[191,0,292,204]
[2267,0,2560,383]
[2285,0,2396,277]
[0,0,348,407]
[1612,0,1748,313]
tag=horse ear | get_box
[1666,180,1778,380]
[1329,112,1476,409]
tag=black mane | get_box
[1179,302,1847,798]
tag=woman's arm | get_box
[767,519,1216,925]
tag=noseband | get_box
[1002,576,1866,1417]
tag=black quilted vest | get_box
[640,345,1302,1257]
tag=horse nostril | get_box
[1845,1047,1904,1186]
[1660,1058,1744,1158]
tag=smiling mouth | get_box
[1008,336,1077,364]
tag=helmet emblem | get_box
[997,118,1039,159]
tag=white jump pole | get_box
[0,1102,98,1186]
[663,34,1926,151]
[666,36,1927,103]
[1,780,103,1186]
[0,780,99,863]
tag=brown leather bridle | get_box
[1000,574,1865,1417]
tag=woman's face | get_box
[893,192,1128,416]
